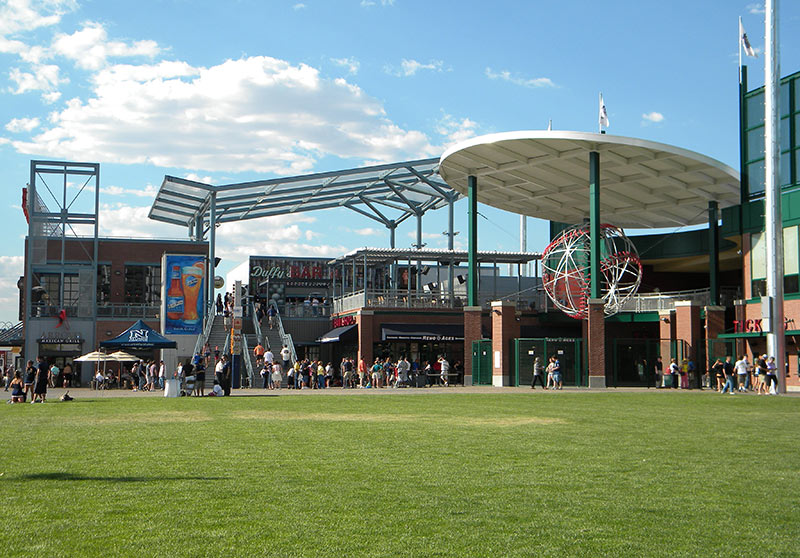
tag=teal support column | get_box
[589,152,601,299]
[467,175,478,306]
[709,201,720,306]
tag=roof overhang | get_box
[439,131,741,229]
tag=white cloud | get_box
[331,56,360,75]
[51,22,161,71]
[485,67,555,89]
[0,255,24,320]
[5,117,40,133]
[436,113,478,148]
[6,56,437,173]
[101,184,159,198]
[42,90,61,103]
[642,111,665,123]
[293,3,307,9]
[351,227,382,236]
[8,64,64,94]
[747,3,765,14]
[183,173,214,184]
[0,0,75,36]
[388,58,443,77]
[361,0,395,6]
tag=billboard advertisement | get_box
[163,254,205,335]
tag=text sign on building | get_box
[163,254,206,335]
[249,257,335,289]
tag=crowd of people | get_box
[5,356,52,403]
[711,354,781,395]
[251,341,463,390]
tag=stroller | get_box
[181,374,195,396]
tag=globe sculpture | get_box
[541,223,643,319]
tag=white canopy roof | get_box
[439,131,740,228]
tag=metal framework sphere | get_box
[541,223,642,320]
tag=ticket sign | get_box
[164,254,206,335]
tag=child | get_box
[207,380,224,397]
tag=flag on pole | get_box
[599,93,609,130]
[740,19,757,58]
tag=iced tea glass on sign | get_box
[181,265,203,323]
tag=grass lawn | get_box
[1,390,798,557]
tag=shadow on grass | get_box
[19,472,229,482]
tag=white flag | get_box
[740,20,757,58]
[599,93,609,129]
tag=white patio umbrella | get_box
[74,350,115,392]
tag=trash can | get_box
[164,378,180,398]
[663,374,673,388]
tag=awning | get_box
[381,323,464,342]
[318,324,357,344]
[100,319,178,349]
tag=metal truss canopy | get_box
[148,158,460,235]
[329,247,541,267]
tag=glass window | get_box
[746,93,764,128]
[785,226,799,275]
[38,273,60,306]
[781,116,790,151]
[63,274,79,306]
[781,151,791,186]
[751,232,767,280]
[746,160,765,195]
[97,264,111,304]
[780,81,790,117]
[746,126,764,161]
[785,275,799,295]
[124,265,161,305]
[751,278,767,298]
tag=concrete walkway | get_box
[6,384,795,400]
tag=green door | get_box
[471,340,492,385]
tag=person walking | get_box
[23,360,35,400]
[654,356,663,388]
[531,356,545,389]
[713,358,725,392]
[668,358,680,389]
[734,355,749,392]
[721,356,736,394]
[32,356,49,403]
[766,356,779,395]
[280,344,291,374]
[551,356,562,390]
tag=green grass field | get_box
[1,390,798,557]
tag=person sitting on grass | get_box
[207,380,224,397]
[9,371,25,403]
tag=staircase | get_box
[203,315,228,389]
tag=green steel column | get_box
[468,175,478,306]
[589,152,601,300]
[739,65,749,210]
[709,201,720,306]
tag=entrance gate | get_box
[513,338,583,387]
[471,340,492,385]
[611,338,686,387]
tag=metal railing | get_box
[273,303,297,365]
[249,301,263,344]
[332,289,543,313]
[280,303,332,318]
[193,313,216,358]
[240,331,254,388]
[332,286,741,315]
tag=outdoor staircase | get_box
[203,315,228,389]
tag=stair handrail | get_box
[273,302,297,364]
[240,329,255,388]
[194,312,216,357]
[249,300,263,345]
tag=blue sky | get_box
[1,0,798,324]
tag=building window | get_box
[97,264,111,304]
[124,265,161,305]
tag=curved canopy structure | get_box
[439,131,740,228]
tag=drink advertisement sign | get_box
[164,254,205,334]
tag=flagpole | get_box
[598,92,602,133]
[738,16,742,83]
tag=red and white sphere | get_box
[541,224,642,320]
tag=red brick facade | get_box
[587,299,606,388]
[491,301,520,386]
